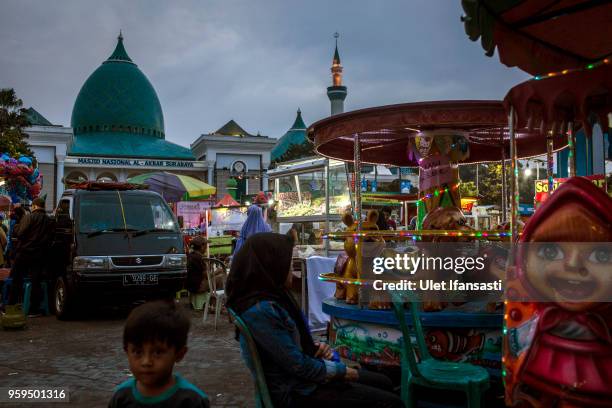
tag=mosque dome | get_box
[68,33,193,159]
[271,109,308,162]
[71,33,165,138]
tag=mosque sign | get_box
[66,157,206,169]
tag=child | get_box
[109,301,209,408]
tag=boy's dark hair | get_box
[123,301,190,351]
[32,197,45,208]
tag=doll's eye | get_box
[537,244,564,261]
[588,247,612,264]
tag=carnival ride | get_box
[303,92,602,382]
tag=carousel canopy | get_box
[308,100,565,166]
[461,0,612,75]
[504,64,612,135]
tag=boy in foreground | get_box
[109,301,209,408]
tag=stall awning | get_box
[215,194,240,207]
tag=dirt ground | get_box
[0,302,255,408]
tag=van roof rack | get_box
[64,179,149,191]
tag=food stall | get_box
[267,157,351,255]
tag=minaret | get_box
[327,32,347,116]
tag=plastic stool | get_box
[176,289,189,300]
[22,281,50,316]
[190,292,209,311]
[1,304,26,329]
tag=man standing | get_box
[9,198,53,315]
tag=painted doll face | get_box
[416,134,433,158]
[525,242,611,310]
[524,203,612,311]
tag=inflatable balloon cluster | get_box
[0,153,42,203]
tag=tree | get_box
[459,181,478,198]
[0,88,33,157]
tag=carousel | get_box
[302,1,612,406]
[306,100,565,379]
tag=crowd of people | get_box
[1,199,404,407]
[1,197,54,316]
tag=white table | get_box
[305,256,337,331]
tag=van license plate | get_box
[123,273,159,286]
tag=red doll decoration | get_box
[505,177,612,407]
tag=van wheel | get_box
[55,277,75,320]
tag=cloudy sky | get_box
[1,0,529,147]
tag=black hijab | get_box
[226,232,317,357]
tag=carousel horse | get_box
[335,210,383,305]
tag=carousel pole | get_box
[353,134,362,283]
[546,130,554,194]
[509,106,519,241]
[353,134,362,230]
[324,158,330,256]
[567,122,576,177]
[501,142,507,223]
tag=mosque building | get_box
[63,33,208,184]
[25,32,345,211]
[26,33,212,210]
[190,119,275,202]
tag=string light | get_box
[318,273,370,286]
[417,184,459,202]
[323,230,514,239]
[532,57,609,81]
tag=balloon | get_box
[18,156,33,166]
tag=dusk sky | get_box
[0,0,530,147]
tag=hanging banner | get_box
[534,174,606,204]
[211,206,248,230]
[176,201,212,229]
[419,155,453,191]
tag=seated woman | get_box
[226,233,403,408]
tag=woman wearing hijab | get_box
[226,233,403,408]
[233,205,271,254]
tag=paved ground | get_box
[1,302,255,408]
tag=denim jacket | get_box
[239,300,346,406]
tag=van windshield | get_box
[78,192,178,234]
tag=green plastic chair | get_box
[228,307,275,408]
[390,291,490,408]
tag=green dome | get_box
[71,34,165,139]
[271,109,308,161]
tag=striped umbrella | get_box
[128,172,216,202]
